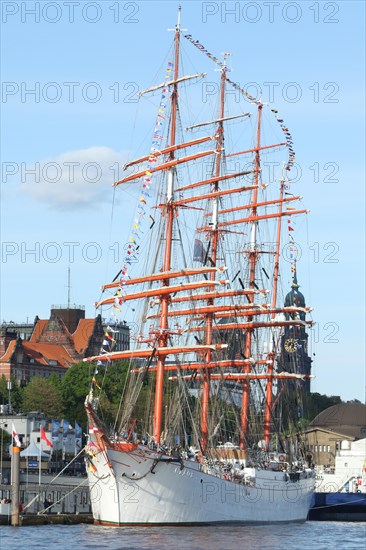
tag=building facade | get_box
[0,306,130,385]
[305,402,366,467]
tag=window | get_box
[327,445,330,452]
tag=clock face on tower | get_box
[284,338,297,353]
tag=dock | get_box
[0,511,93,526]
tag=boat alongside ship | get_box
[309,438,366,521]
[83,8,316,525]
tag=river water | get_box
[1,522,365,550]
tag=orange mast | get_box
[199,61,227,453]
[263,173,285,449]
[240,103,263,449]
[153,9,181,444]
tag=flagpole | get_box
[25,417,29,491]
[11,445,20,526]
[39,429,41,486]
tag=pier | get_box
[0,472,92,525]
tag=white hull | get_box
[87,442,315,525]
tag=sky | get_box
[1,0,365,402]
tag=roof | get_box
[0,313,101,370]
[29,320,48,342]
[22,342,74,369]
[30,316,98,353]
[308,403,366,440]
[0,339,17,363]
[72,318,96,354]
[20,441,50,458]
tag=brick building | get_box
[0,306,129,385]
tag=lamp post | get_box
[7,380,12,413]
[0,421,4,484]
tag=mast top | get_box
[176,4,181,31]
[168,4,185,33]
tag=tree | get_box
[0,375,7,406]
[0,375,23,412]
[305,392,343,422]
[61,362,93,426]
[0,428,11,459]
[61,361,131,428]
[10,375,23,411]
[22,376,63,417]
[49,373,62,392]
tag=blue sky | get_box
[1,1,365,402]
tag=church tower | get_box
[280,268,312,393]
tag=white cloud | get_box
[19,147,129,209]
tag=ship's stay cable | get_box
[208,358,249,450]
[100,74,142,298]
[23,446,86,512]
[169,354,202,449]
[113,198,168,433]
[38,475,90,515]
[178,40,210,134]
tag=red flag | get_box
[40,425,53,448]
[12,423,21,447]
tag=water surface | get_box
[1,522,365,549]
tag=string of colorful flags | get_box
[224,79,295,173]
[286,195,299,275]
[269,108,295,172]
[183,32,299,279]
[113,60,173,315]
[225,76,261,106]
[183,34,295,172]
[184,34,227,70]
[90,61,173,391]
[288,213,297,274]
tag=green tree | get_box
[0,374,23,411]
[0,428,11,459]
[61,362,93,426]
[61,361,131,428]
[22,376,63,417]
[0,375,7,406]
[49,373,62,392]
[305,392,343,422]
[9,375,23,412]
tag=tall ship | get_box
[84,9,315,525]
